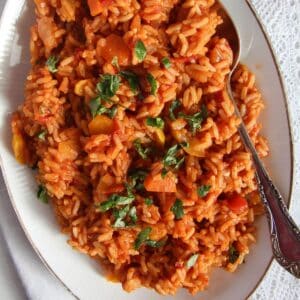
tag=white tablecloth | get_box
[0,1,299,299]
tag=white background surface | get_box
[0,1,299,299]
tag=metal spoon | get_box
[216,3,300,278]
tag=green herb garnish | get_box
[179,105,208,135]
[134,227,165,250]
[161,57,171,69]
[163,144,185,170]
[96,74,120,101]
[111,56,119,69]
[89,96,117,118]
[133,139,151,160]
[97,193,135,212]
[134,227,152,250]
[169,99,181,120]
[186,254,199,269]
[146,73,157,95]
[120,70,140,94]
[228,244,240,264]
[144,198,153,206]
[145,239,165,248]
[128,206,138,224]
[37,185,48,204]
[197,185,211,197]
[146,117,164,129]
[37,130,47,141]
[113,205,130,228]
[135,40,147,62]
[171,199,184,220]
[46,55,59,73]
[128,169,148,191]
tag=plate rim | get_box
[0,0,295,299]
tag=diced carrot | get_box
[98,173,124,194]
[144,172,177,193]
[88,115,114,135]
[227,195,248,214]
[87,0,104,16]
[98,34,131,66]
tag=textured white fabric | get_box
[0,1,299,299]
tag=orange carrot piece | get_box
[144,172,177,193]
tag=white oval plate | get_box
[0,1,294,299]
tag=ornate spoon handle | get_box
[238,123,300,278]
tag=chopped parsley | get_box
[113,205,130,228]
[146,73,158,95]
[179,105,208,135]
[186,254,199,269]
[171,199,184,220]
[37,185,48,204]
[197,185,211,197]
[128,169,148,191]
[134,227,151,250]
[89,96,117,118]
[144,198,153,206]
[133,139,151,160]
[146,117,164,129]
[134,227,165,250]
[163,144,185,170]
[112,205,137,228]
[111,56,119,69]
[161,57,171,69]
[135,40,147,62]
[46,55,59,73]
[228,244,240,264]
[97,193,135,212]
[169,99,181,120]
[37,130,47,141]
[120,70,140,94]
[96,74,120,101]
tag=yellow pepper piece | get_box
[153,128,165,147]
[12,133,27,164]
[88,115,114,135]
[74,79,89,96]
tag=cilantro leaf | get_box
[169,99,181,120]
[161,57,171,69]
[197,185,211,197]
[228,244,240,264]
[186,254,199,269]
[171,199,184,220]
[37,130,47,141]
[128,206,137,224]
[46,55,59,73]
[144,198,153,206]
[146,73,157,95]
[146,117,164,129]
[113,205,130,228]
[163,144,185,169]
[135,40,147,62]
[134,227,152,250]
[89,96,117,119]
[37,185,48,204]
[128,169,148,191]
[111,56,119,69]
[133,139,151,160]
[120,70,140,94]
[145,239,165,248]
[179,105,208,135]
[96,74,120,101]
[97,194,135,212]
